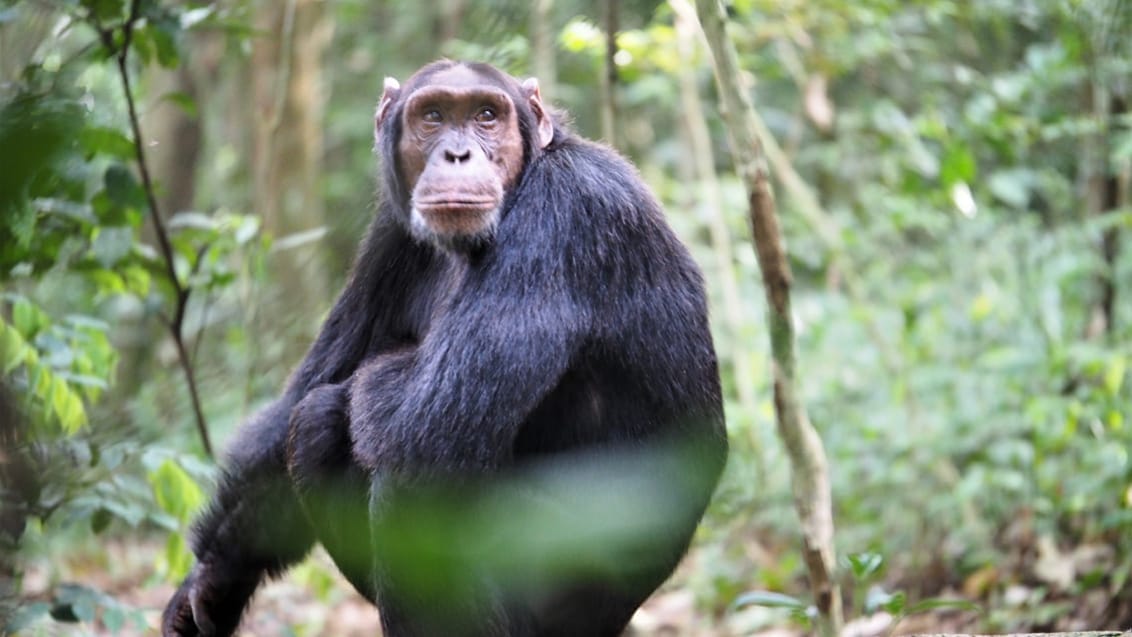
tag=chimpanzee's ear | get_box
[375,77,401,134]
[521,78,554,150]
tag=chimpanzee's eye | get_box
[423,109,443,123]
[475,107,497,124]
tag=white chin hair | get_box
[409,206,431,238]
[409,206,497,252]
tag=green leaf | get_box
[169,211,217,232]
[4,602,51,631]
[91,190,130,226]
[91,226,135,268]
[149,20,181,68]
[99,498,146,528]
[104,164,145,210]
[233,215,261,245]
[0,319,28,373]
[731,590,808,611]
[52,377,87,434]
[988,169,1031,208]
[31,363,50,398]
[53,584,100,623]
[848,552,884,580]
[91,507,113,534]
[940,143,976,187]
[559,19,603,54]
[1104,356,1126,397]
[79,126,135,160]
[164,531,193,580]
[181,7,217,29]
[163,91,198,118]
[64,314,112,333]
[865,586,906,614]
[89,269,127,295]
[122,265,152,296]
[103,605,126,632]
[0,94,84,216]
[12,297,47,337]
[133,26,155,65]
[149,459,205,523]
[49,603,80,623]
[35,197,97,225]
[80,0,126,21]
[905,597,980,615]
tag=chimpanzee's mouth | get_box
[416,198,497,213]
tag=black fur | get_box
[162,61,726,637]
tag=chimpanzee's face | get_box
[396,66,525,250]
[376,64,554,252]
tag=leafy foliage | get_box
[3,0,1131,633]
[0,0,250,631]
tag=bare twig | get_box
[95,0,214,457]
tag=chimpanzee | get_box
[162,60,727,637]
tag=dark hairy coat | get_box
[164,60,726,637]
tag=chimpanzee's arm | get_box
[162,399,313,636]
[348,283,586,473]
[163,220,429,636]
[347,144,619,474]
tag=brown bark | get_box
[1081,81,1125,340]
[0,384,36,627]
[673,8,761,470]
[530,0,557,100]
[251,0,331,240]
[688,0,843,634]
[145,65,203,217]
[246,0,334,346]
[1091,93,1125,338]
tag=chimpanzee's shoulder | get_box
[526,134,659,220]
[541,135,639,183]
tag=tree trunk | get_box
[690,1,844,634]
[0,385,36,630]
[1082,87,1125,340]
[247,0,334,358]
[530,0,556,100]
[145,65,203,218]
[673,6,762,475]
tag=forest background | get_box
[1,0,1131,635]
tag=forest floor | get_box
[30,536,780,635]
[20,534,1125,636]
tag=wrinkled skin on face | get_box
[376,65,553,251]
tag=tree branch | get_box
[685,0,843,634]
[97,1,213,457]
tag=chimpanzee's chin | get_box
[409,206,496,254]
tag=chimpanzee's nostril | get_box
[444,148,472,163]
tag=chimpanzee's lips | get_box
[416,198,497,213]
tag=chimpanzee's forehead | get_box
[408,62,512,93]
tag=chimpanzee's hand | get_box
[348,348,418,472]
[162,562,256,637]
[162,566,213,636]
